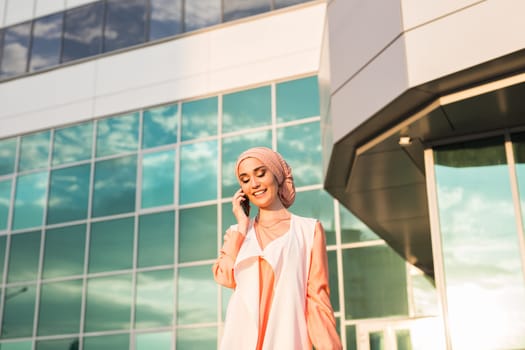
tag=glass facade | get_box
[433,136,525,350]
[0,0,315,81]
[0,75,435,349]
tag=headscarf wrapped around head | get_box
[235,147,296,208]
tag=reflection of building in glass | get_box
[0,1,522,349]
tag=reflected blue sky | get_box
[62,2,104,62]
[52,122,93,166]
[223,0,270,22]
[85,274,132,332]
[179,141,217,204]
[141,150,175,208]
[177,265,216,324]
[0,179,12,230]
[0,137,17,175]
[19,131,50,172]
[29,13,63,72]
[142,104,178,149]
[435,158,525,349]
[277,121,322,187]
[13,172,48,230]
[0,22,31,77]
[38,280,82,336]
[96,113,139,157]
[184,0,220,32]
[149,0,183,40]
[136,332,171,350]
[135,269,174,328]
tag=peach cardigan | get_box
[213,215,342,350]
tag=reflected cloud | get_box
[435,161,525,349]
[177,266,216,324]
[85,274,132,331]
[185,0,220,31]
[96,114,139,157]
[151,0,181,21]
[33,16,63,40]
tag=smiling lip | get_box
[253,189,266,196]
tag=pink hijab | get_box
[235,147,296,208]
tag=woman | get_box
[212,147,342,350]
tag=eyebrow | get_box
[238,165,266,178]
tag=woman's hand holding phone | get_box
[233,189,250,235]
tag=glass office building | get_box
[322,1,525,349]
[2,1,523,350]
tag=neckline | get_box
[253,214,293,252]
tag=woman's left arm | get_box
[306,221,343,350]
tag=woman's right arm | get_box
[212,229,245,289]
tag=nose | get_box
[250,176,260,188]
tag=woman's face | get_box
[237,157,280,210]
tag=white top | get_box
[220,214,316,350]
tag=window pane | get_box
[0,179,12,230]
[179,141,217,204]
[0,22,31,79]
[327,250,339,312]
[221,130,272,198]
[52,122,93,166]
[29,13,63,72]
[83,334,129,350]
[0,236,6,283]
[339,206,380,243]
[396,329,412,350]
[223,0,270,22]
[0,340,32,350]
[136,332,172,350]
[2,285,36,338]
[47,164,90,224]
[181,97,217,141]
[13,172,48,230]
[370,331,385,350]
[176,327,217,350]
[513,132,525,228]
[221,202,235,234]
[177,265,216,324]
[342,245,408,319]
[435,137,525,349]
[62,2,104,63]
[89,217,134,273]
[184,0,220,32]
[293,190,335,245]
[138,211,174,268]
[222,85,271,133]
[84,274,132,332]
[36,339,79,350]
[18,131,50,172]
[410,266,438,317]
[135,269,174,328]
[179,205,216,263]
[43,224,85,279]
[141,150,175,208]
[142,104,178,149]
[275,0,308,10]
[96,112,139,157]
[277,121,321,187]
[104,0,147,52]
[0,137,17,175]
[92,155,137,217]
[7,231,41,283]
[149,0,183,40]
[276,76,319,122]
[346,325,357,350]
[37,279,82,335]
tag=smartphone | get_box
[241,194,250,216]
